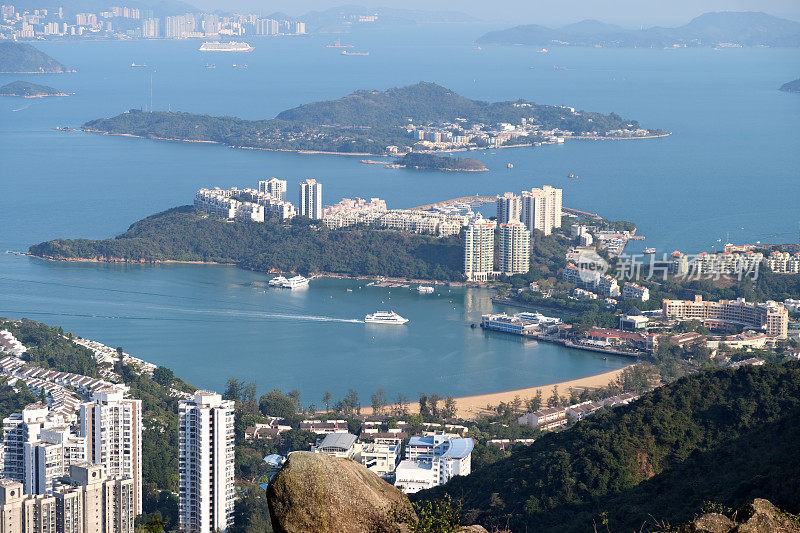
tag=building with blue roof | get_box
[394,434,474,494]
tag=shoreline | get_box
[359,366,632,420]
[80,128,670,157]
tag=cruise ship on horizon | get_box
[365,311,409,325]
[199,41,254,52]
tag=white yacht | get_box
[268,276,288,287]
[417,286,434,293]
[364,311,409,325]
[281,275,310,289]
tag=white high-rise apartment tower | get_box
[498,221,531,275]
[496,192,521,224]
[464,217,496,282]
[258,177,287,201]
[299,179,323,220]
[178,391,235,533]
[521,185,562,236]
[78,387,142,516]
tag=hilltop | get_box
[0,42,72,73]
[414,362,800,532]
[0,81,69,98]
[82,82,661,155]
[780,78,800,93]
[477,11,800,48]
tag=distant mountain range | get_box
[477,11,800,48]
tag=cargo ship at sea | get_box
[199,41,254,52]
[342,50,369,56]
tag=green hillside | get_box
[0,42,70,73]
[29,206,465,281]
[0,80,64,97]
[414,362,800,532]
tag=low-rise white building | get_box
[394,435,473,494]
[312,433,360,460]
[360,437,401,480]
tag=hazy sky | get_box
[189,0,800,26]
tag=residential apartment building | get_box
[690,251,763,276]
[258,178,287,202]
[662,295,789,339]
[622,282,650,301]
[299,179,323,220]
[464,217,496,282]
[78,387,142,516]
[495,192,521,224]
[521,185,562,235]
[394,434,473,494]
[3,404,55,489]
[498,221,530,275]
[359,437,401,480]
[300,420,348,434]
[0,464,134,533]
[178,391,235,533]
[517,407,568,431]
[24,425,87,496]
[765,251,800,274]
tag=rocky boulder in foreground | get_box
[666,499,800,533]
[267,451,415,533]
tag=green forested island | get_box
[394,153,487,171]
[82,82,662,155]
[415,362,800,532]
[780,77,800,93]
[0,42,72,73]
[0,80,68,97]
[28,206,465,281]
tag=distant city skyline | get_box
[187,0,800,26]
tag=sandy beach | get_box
[359,366,632,420]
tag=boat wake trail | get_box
[152,305,365,324]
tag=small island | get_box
[82,82,665,156]
[0,81,70,98]
[779,78,800,93]
[0,42,72,73]
[392,153,488,172]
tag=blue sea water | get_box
[1,25,798,402]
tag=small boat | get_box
[507,163,514,169]
[346,288,353,292]
[537,48,549,53]
[326,39,353,48]
[268,276,287,287]
[643,248,656,255]
[205,64,216,69]
[365,311,409,325]
[130,62,147,68]
[470,323,477,329]
[232,63,248,69]
[567,173,578,179]
[281,275,309,289]
[417,286,434,294]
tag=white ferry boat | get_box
[268,276,288,287]
[364,311,409,325]
[199,41,254,52]
[643,247,656,255]
[417,286,434,293]
[281,275,309,289]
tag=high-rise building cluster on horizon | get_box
[465,185,562,281]
[0,4,309,40]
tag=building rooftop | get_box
[318,432,357,451]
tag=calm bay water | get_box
[1,25,798,401]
